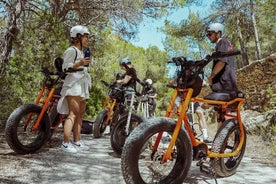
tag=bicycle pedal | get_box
[200,162,212,174]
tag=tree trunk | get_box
[0,1,25,78]
[235,16,249,67]
[250,0,262,60]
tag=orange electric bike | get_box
[93,79,127,138]
[121,50,246,184]
[5,66,83,154]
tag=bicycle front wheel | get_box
[5,104,50,154]
[121,117,192,184]
[93,109,109,138]
[110,113,143,155]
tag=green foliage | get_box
[271,124,276,153]
[163,11,213,59]
[264,87,276,112]
[2,0,274,129]
[0,11,68,126]
[85,86,106,120]
[163,0,276,66]
[89,29,170,118]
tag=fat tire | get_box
[93,109,109,138]
[211,118,246,177]
[121,117,192,184]
[5,104,50,154]
[48,104,61,138]
[110,113,143,155]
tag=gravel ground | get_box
[0,124,276,184]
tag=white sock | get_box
[202,128,208,139]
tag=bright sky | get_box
[131,2,213,50]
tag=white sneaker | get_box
[61,142,78,153]
[72,140,89,151]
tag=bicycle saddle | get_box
[204,90,244,101]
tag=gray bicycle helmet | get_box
[119,57,131,66]
[206,23,224,35]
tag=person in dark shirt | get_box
[206,22,237,93]
[206,22,238,129]
[116,57,137,91]
[142,78,157,117]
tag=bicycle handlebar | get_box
[41,67,84,77]
[169,50,241,67]
[167,50,241,89]
[64,67,84,73]
[40,67,85,88]
[209,50,241,59]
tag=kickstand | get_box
[211,169,218,184]
[196,158,218,184]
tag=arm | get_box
[168,77,177,86]
[208,61,226,85]
[72,59,89,69]
[117,75,132,84]
[148,87,157,98]
[148,93,157,98]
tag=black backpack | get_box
[81,120,93,134]
[54,57,64,72]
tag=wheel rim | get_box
[221,126,245,171]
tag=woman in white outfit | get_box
[57,25,92,153]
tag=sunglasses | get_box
[83,34,90,39]
[206,32,215,37]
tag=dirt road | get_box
[0,128,276,184]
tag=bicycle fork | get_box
[142,102,149,119]
[151,88,194,163]
[24,87,55,131]
[125,92,135,135]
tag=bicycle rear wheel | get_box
[5,104,50,154]
[211,118,246,177]
[121,117,192,184]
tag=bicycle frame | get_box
[101,96,117,125]
[137,96,150,119]
[152,87,245,163]
[141,100,149,119]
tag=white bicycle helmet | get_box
[70,25,90,38]
[145,78,153,85]
[206,23,224,35]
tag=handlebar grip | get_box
[211,50,241,59]
[100,80,109,87]
[64,67,84,73]
[166,84,177,89]
[41,68,58,77]
[49,71,60,75]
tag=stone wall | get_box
[236,54,276,112]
